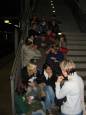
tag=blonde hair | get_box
[60,59,76,71]
[27,63,37,75]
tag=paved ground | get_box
[0,54,14,115]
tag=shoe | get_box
[41,96,46,101]
[46,109,53,115]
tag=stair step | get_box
[68,50,86,55]
[64,32,86,36]
[67,39,86,41]
[66,36,86,40]
[67,45,86,50]
[75,61,86,64]
[68,56,86,62]
[67,38,86,41]
[67,40,86,45]
[76,63,86,69]
[67,43,86,46]
[70,49,86,51]
[67,55,86,57]
[67,44,86,50]
[77,71,86,77]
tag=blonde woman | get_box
[21,63,37,87]
[21,63,46,115]
[55,59,85,115]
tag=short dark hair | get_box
[33,39,39,46]
[43,63,52,70]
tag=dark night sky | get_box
[0,0,20,32]
[0,0,20,17]
[0,1,21,57]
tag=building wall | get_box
[77,0,86,12]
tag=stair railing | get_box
[10,1,37,114]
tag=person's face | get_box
[42,21,46,26]
[32,67,37,74]
[45,66,52,74]
[52,21,55,26]
[60,37,64,41]
[27,66,37,76]
[41,36,45,41]
[51,48,56,53]
[33,24,37,30]
[61,69,68,78]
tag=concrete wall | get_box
[76,0,86,12]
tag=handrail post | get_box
[14,28,19,55]
[10,76,15,115]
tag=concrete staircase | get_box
[54,0,86,100]
[65,32,86,100]
[33,0,86,102]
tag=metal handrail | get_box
[10,1,37,114]
[10,26,28,115]
[10,5,32,80]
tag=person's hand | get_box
[39,83,46,88]
[50,57,56,60]
[56,76,64,83]
[27,96,34,104]
[28,82,36,88]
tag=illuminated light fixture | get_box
[51,0,53,2]
[52,6,55,8]
[14,24,19,27]
[4,20,10,24]
[4,20,12,25]
[52,10,55,13]
[58,32,62,35]
[51,3,54,6]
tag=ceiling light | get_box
[53,10,55,13]
[58,33,62,35]
[52,6,55,8]
[51,3,53,6]
[51,0,53,2]
[4,20,10,24]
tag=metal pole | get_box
[10,77,16,115]
[14,28,18,55]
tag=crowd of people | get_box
[15,16,85,115]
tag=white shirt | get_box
[44,71,49,80]
[21,44,41,67]
[55,72,85,115]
